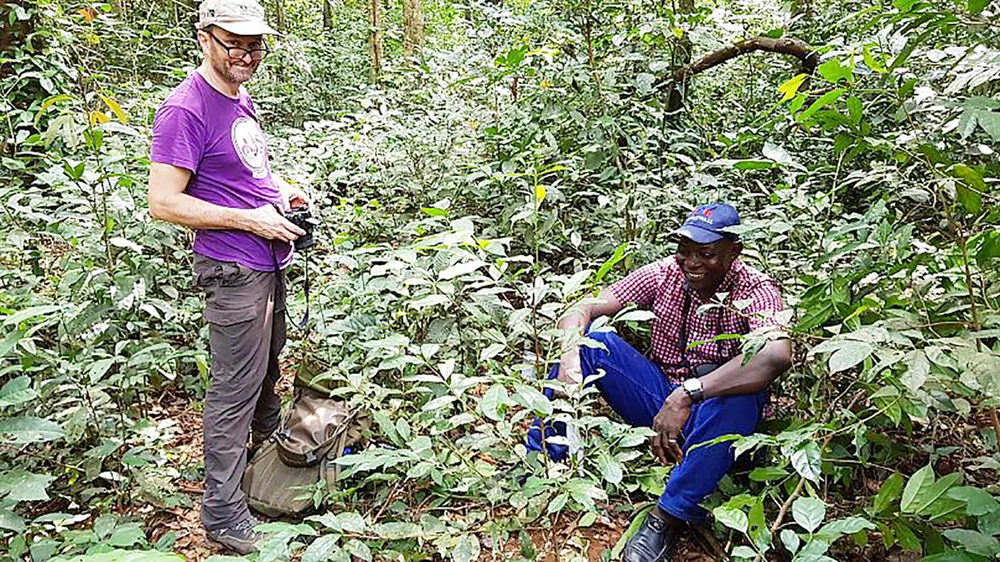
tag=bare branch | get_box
[659,35,818,107]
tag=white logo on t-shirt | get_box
[231,117,269,179]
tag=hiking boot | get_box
[623,510,680,562]
[206,516,264,555]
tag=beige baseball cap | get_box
[196,0,282,37]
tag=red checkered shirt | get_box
[609,259,784,383]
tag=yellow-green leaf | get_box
[535,184,547,202]
[34,94,73,127]
[89,111,110,126]
[777,74,808,102]
[100,95,129,124]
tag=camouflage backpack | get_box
[242,385,369,518]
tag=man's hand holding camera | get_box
[240,205,305,243]
[238,177,316,245]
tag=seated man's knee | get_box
[696,393,764,435]
[578,329,625,358]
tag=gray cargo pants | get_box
[194,254,286,530]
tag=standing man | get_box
[148,0,309,554]
[527,203,792,562]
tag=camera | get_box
[285,207,317,251]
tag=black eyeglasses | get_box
[205,30,269,61]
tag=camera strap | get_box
[271,242,311,334]
[300,248,311,331]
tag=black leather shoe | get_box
[623,511,679,562]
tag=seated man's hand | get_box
[555,348,583,393]
[651,388,691,465]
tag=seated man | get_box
[527,203,792,562]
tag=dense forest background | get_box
[1,0,999,560]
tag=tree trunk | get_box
[323,0,332,29]
[368,0,383,83]
[667,0,696,111]
[402,0,424,57]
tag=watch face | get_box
[684,379,700,391]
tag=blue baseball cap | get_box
[671,203,741,244]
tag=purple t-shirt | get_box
[151,71,292,271]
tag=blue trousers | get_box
[526,331,767,522]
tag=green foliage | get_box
[1,0,998,559]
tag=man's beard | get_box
[210,55,259,85]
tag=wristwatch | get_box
[682,378,704,402]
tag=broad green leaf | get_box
[616,310,657,323]
[422,394,456,412]
[970,109,1000,141]
[303,535,347,562]
[947,486,1000,516]
[828,341,873,373]
[561,270,592,297]
[969,0,992,14]
[900,464,933,513]
[452,534,481,562]
[0,329,23,358]
[790,441,822,482]
[87,358,117,385]
[732,159,775,170]
[731,545,757,559]
[0,376,36,408]
[595,243,629,283]
[55,551,184,562]
[942,529,1000,557]
[373,522,423,539]
[410,294,450,310]
[780,529,801,554]
[798,89,846,123]
[439,261,487,280]
[0,469,54,502]
[901,351,929,390]
[817,516,874,536]
[479,342,506,361]
[818,59,851,83]
[901,465,963,519]
[847,96,863,124]
[792,497,826,533]
[0,416,64,444]
[952,164,986,214]
[0,508,25,532]
[479,384,509,422]
[749,466,789,482]
[713,506,748,533]
[344,538,371,561]
[872,473,904,514]
[596,452,624,485]
[108,523,146,547]
[547,493,569,514]
[2,305,62,327]
[335,512,366,533]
